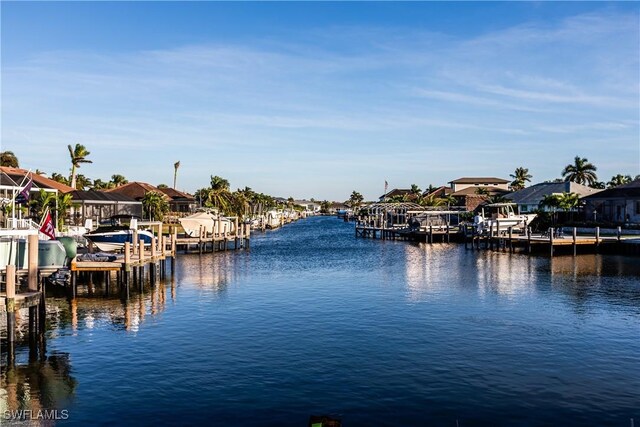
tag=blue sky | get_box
[2,2,639,201]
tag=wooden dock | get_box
[464,226,632,256]
[355,224,465,243]
[355,220,637,257]
[1,220,253,365]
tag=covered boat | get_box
[179,211,216,237]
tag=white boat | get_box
[474,203,536,234]
[179,211,216,237]
[264,210,282,229]
[179,211,236,237]
[83,216,154,252]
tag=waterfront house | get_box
[0,167,74,226]
[448,177,511,211]
[157,187,197,213]
[379,188,412,202]
[582,179,640,224]
[106,181,198,214]
[507,181,601,213]
[105,181,172,204]
[0,167,74,196]
[422,186,453,199]
[69,190,143,225]
[294,200,321,213]
[449,177,510,193]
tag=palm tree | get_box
[539,194,560,210]
[210,175,230,190]
[30,189,56,220]
[50,173,69,185]
[562,156,598,187]
[539,194,561,225]
[207,175,232,214]
[420,194,446,207]
[0,151,19,167]
[424,184,439,196]
[510,167,532,190]
[142,191,169,221]
[349,191,364,210]
[194,187,212,208]
[607,174,632,188]
[68,144,92,189]
[230,189,250,218]
[173,161,180,189]
[56,193,74,229]
[388,194,409,202]
[92,178,110,190]
[556,192,580,212]
[75,174,91,191]
[475,187,490,196]
[110,174,128,187]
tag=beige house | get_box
[448,177,511,211]
[448,177,510,193]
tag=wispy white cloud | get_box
[2,7,638,199]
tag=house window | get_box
[636,201,640,215]
[521,205,528,212]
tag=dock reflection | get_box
[400,244,640,312]
[1,349,76,421]
[45,277,174,333]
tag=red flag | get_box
[39,212,56,239]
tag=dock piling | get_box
[6,264,16,365]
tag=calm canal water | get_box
[2,216,640,426]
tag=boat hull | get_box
[84,230,154,252]
[478,214,537,233]
[179,212,235,237]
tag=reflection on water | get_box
[1,216,638,426]
[177,251,249,296]
[0,352,76,421]
[45,280,174,334]
[548,255,640,314]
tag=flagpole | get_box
[39,206,50,228]
[16,169,32,187]
[13,170,33,225]
[11,171,27,226]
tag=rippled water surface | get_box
[2,216,639,426]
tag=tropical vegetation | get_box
[607,174,632,188]
[142,191,169,221]
[347,191,364,211]
[0,151,19,167]
[68,144,92,189]
[561,156,598,187]
[510,167,532,190]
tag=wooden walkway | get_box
[462,225,635,256]
[355,222,637,256]
[355,225,464,243]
